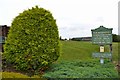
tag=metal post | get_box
[110,44,112,62]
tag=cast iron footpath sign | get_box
[91,26,113,64]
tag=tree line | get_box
[112,34,120,42]
[60,34,120,42]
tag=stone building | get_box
[0,25,10,52]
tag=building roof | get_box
[91,26,113,32]
[0,25,10,27]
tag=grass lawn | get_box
[0,72,43,79]
[58,41,118,62]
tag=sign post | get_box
[100,45,104,64]
[91,26,113,64]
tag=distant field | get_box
[58,41,118,62]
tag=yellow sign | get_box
[100,46,104,52]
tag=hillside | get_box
[58,41,118,62]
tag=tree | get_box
[3,6,60,75]
[112,34,120,42]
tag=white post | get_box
[100,58,104,64]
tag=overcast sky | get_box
[0,0,119,39]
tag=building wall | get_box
[1,25,10,37]
[0,25,10,52]
[71,37,92,41]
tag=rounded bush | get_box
[4,6,60,75]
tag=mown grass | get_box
[58,41,118,62]
[1,72,29,78]
[1,72,41,78]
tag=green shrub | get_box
[43,60,119,78]
[3,6,60,75]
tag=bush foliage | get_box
[3,6,60,75]
[43,60,119,78]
